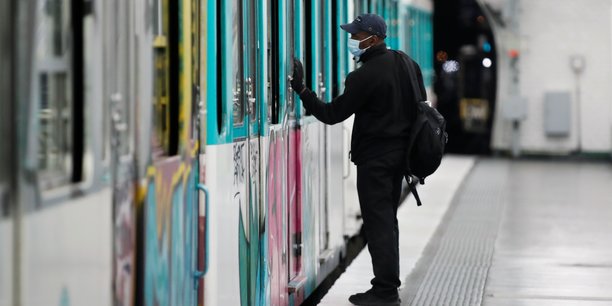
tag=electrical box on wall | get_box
[544,91,572,137]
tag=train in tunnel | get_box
[0,0,433,305]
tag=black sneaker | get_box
[348,289,401,306]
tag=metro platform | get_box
[319,156,612,306]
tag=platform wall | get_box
[489,0,612,155]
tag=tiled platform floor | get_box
[319,158,612,306]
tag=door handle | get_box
[193,183,210,289]
[318,73,326,98]
[343,126,351,179]
[247,77,256,117]
[287,75,294,93]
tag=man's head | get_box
[341,14,387,49]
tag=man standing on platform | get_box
[290,13,426,306]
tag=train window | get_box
[287,0,296,119]
[153,0,179,156]
[192,0,201,139]
[331,0,339,97]
[232,0,245,126]
[216,0,224,133]
[319,0,326,100]
[37,0,76,188]
[303,1,313,116]
[268,0,280,124]
[247,0,258,123]
[110,3,131,159]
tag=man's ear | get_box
[370,36,380,47]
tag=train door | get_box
[107,1,137,305]
[235,0,267,304]
[286,0,307,300]
[322,0,347,269]
[264,0,289,304]
[143,0,199,305]
[195,0,208,305]
[317,0,332,262]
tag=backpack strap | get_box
[393,51,427,163]
[393,50,425,103]
[406,175,423,206]
[394,51,426,207]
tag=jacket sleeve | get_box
[298,72,370,125]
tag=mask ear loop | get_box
[360,35,375,52]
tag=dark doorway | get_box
[433,0,497,155]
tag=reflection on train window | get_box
[37,0,73,188]
[216,0,223,133]
[287,0,296,119]
[153,0,170,155]
[303,0,313,116]
[247,0,257,123]
[232,0,244,126]
[319,0,326,100]
[153,0,179,156]
[331,0,339,97]
[268,0,280,124]
[191,0,201,139]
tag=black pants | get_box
[357,150,404,297]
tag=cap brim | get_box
[340,23,360,34]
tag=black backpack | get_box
[394,51,448,206]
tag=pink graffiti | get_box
[267,130,288,306]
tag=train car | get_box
[0,0,432,306]
[1,1,113,305]
[203,0,349,304]
[103,1,205,305]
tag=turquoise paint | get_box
[309,0,319,101]
[257,0,269,134]
[405,6,433,88]
[144,164,198,306]
[144,181,170,306]
[324,0,332,102]
[170,176,197,306]
[338,0,348,91]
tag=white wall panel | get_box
[204,144,241,306]
[489,0,612,154]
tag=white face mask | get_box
[348,35,373,58]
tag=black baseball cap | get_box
[340,14,387,38]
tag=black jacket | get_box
[299,43,426,164]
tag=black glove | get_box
[291,58,306,94]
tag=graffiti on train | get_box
[234,139,267,305]
[301,124,321,295]
[267,130,288,306]
[113,175,135,306]
[144,163,198,306]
